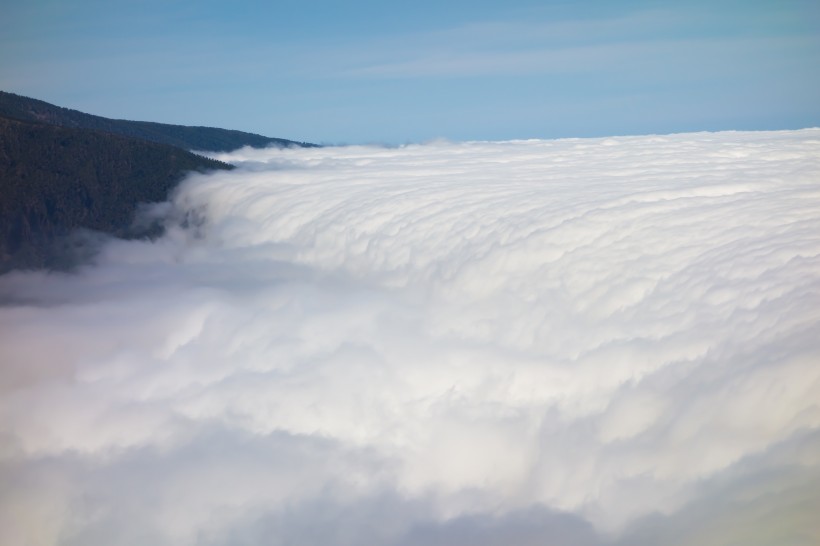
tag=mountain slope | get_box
[0,115,233,271]
[0,91,314,152]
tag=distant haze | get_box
[2,130,819,545]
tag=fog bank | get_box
[2,130,819,545]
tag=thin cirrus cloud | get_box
[343,35,816,81]
[335,5,817,80]
[1,130,820,545]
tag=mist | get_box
[2,130,819,545]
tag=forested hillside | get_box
[0,115,232,271]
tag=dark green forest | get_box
[0,91,316,272]
[0,115,233,271]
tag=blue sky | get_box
[1,0,818,144]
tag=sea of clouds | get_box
[1,130,819,545]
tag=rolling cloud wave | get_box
[2,130,819,545]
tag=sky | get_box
[1,130,819,545]
[1,0,819,143]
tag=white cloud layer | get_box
[2,130,820,545]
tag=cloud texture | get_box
[2,130,820,545]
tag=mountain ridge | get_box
[0,91,316,152]
[0,90,314,272]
